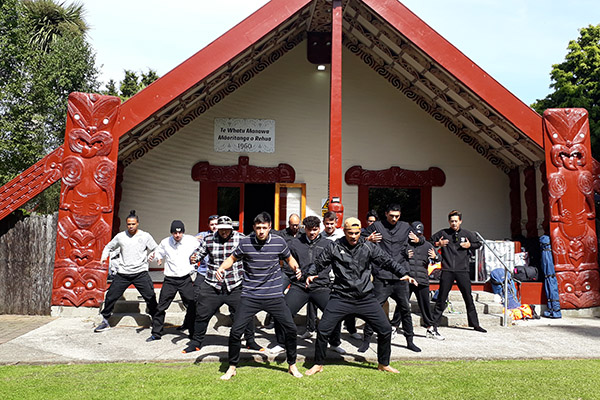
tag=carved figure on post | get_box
[52,93,121,307]
[543,108,600,309]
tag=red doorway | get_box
[345,165,446,238]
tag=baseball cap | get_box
[216,216,234,230]
[343,217,362,230]
[411,221,424,235]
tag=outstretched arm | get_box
[216,254,238,281]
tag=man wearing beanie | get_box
[146,220,198,342]
[305,217,416,376]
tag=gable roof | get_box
[114,0,544,173]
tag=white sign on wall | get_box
[214,118,275,153]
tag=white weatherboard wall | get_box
[119,43,510,242]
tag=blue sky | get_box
[84,0,600,106]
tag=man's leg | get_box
[306,296,352,376]
[360,278,392,352]
[274,286,309,347]
[264,297,300,376]
[178,276,196,336]
[224,286,263,350]
[430,271,455,327]
[184,282,225,352]
[149,277,178,340]
[222,297,261,380]
[310,289,343,349]
[305,301,317,336]
[390,280,420,352]
[413,284,434,328]
[131,271,158,318]
[99,273,131,319]
[356,295,397,371]
[455,271,484,331]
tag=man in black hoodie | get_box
[305,217,416,376]
[360,204,422,353]
[405,221,438,330]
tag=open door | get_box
[274,183,306,231]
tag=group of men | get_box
[94,205,486,379]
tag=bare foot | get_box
[288,364,303,378]
[220,366,237,380]
[305,365,324,376]
[378,364,399,373]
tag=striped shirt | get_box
[232,232,291,299]
[194,231,245,292]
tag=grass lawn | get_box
[1,359,598,399]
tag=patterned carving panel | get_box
[0,147,63,221]
[543,108,600,309]
[191,156,295,183]
[52,92,121,307]
[345,165,445,187]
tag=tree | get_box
[0,0,98,214]
[532,25,600,159]
[23,0,88,52]
[104,68,159,101]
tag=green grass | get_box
[1,359,598,399]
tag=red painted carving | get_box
[191,156,295,183]
[540,163,550,235]
[543,108,600,309]
[52,92,121,308]
[508,168,522,238]
[0,146,64,221]
[345,165,446,237]
[523,165,538,237]
[345,165,446,187]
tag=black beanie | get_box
[170,220,185,233]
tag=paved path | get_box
[1,314,600,365]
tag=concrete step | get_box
[105,289,505,328]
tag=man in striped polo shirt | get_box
[216,212,303,380]
[182,215,263,354]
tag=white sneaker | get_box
[426,328,445,341]
[330,345,347,355]
[300,330,314,339]
[350,332,362,340]
[493,294,503,303]
[269,344,285,354]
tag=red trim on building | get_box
[113,0,312,139]
[362,0,543,146]
[328,0,343,203]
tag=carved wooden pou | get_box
[543,108,600,308]
[52,93,121,307]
